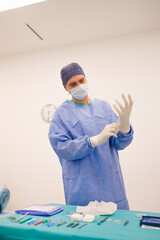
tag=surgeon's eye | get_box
[70,82,76,87]
[79,78,85,83]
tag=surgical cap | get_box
[60,63,85,88]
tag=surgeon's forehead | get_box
[67,74,85,84]
[67,75,85,85]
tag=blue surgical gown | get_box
[48,98,134,210]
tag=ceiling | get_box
[0,0,160,57]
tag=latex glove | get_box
[90,123,120,148]
[113,94,134,133]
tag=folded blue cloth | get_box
[15,204,63,216]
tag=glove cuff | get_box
[119,126,130,134]
[90,136,99,148]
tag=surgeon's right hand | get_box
[90,123,120,148]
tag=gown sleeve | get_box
[48,111,94,161]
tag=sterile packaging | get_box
[76,200,117,216]
[70,213,83,221]
[15,204,63,216]
[70,213,95,222]
[82,214,95,222]
[140,215,160,229]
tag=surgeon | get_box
[48,63,134,210]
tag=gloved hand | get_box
[90,123,120,148]
[113,94,134,133]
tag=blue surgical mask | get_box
[69,83,89,100]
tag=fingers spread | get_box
[121,94,128,106]
[113,104,121,115]
[114,99,123,110]
[128,94,134,107]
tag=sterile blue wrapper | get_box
[140,216,160,227]
[15,204,63,216]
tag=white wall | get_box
[0,29,160,213]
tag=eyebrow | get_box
[68,78,85,85]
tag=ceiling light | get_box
[0,0,47,12]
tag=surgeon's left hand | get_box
[113,94,134,133]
